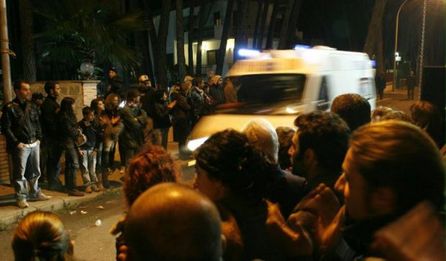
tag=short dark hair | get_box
[82,106,93,117]
[32,92,44,101]
[126,88,140,101]
[44,81,59,94]
[294,111,350,172]
[410,100,435,129]
[331,93,371,131]
[90,97,104,112]
[276,127,295,169]
[350,120,445,213]
[13,80,29,91]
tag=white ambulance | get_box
[187,46,376,151]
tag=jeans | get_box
[153,128,169,149]
[122,147,138,166]
[11,141,41,200]
[102,138,117,172]
[80,149,98,185]
[96,142,103,173]
[46,139,63,187]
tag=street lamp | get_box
[393,0,410,91]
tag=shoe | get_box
[96,183,105,191]
[48,182,66,192]
[91,184,99,192]
[84,186,92,193]
[102,172,111,189]
[17,199,29,208]
[30,192,51,201]
[68,189,85,197]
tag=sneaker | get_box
[30,192,51,201]
[84,186,92,193]
[91,184,100,192]
[17,199,29,208]
[68,189,85,197]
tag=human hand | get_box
[17,143,26,149]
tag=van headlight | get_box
[187,137,209,151]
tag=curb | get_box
[0,187,121,231]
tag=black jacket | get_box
[1,98,42,149]
[57,112,80,147]
[78,119,99,150]
[119,106,148,149]
[40,96,60,138]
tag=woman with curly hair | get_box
[111,145,179,260]
[12,211,74,261]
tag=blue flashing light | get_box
[238,48,260,58]
[294,44,311,50]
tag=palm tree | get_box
[33,0,143,79]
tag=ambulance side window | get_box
[317,76,330,111]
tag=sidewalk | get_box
[0,169,123,231]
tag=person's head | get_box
[12,211,73,261]
[90,97,105,113]
[13,80,32,101]
[338,120,445,221]
[276,127,295,170]
[289,111,350,181]
[44,81,61,98]
[82,106,95,122]
[194,129,270,201]
[371,106,394,122]
[108,67,118,79]
[32,93,44,106]
[124,145,178,207]
[125,183,222,261]
[243,119,279,164]
[410,101,435,129]
[138,74,151,87]
[105,93,120,111]
[192,76,203,88]
[184,75,194,84]
[60,97,76,116]
[126,88,141,107]
[331,93,371,131]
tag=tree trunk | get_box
[216,0,235,75]
[285,0,302,46]
[363,0,387,75]
[278,0,295,49]
[176,0,186,81]
[18,0,36,82]
[257,0,270,49]
[187,1,196,75]
[233,0,250,62]
[252,0,263,49]
[266,0,279,49]
[157,0,172,88]
[142,0,160,86]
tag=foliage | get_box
[32,0,144,78]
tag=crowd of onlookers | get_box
[6,75,446,260]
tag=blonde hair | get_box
[243,119,279,164]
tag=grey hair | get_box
[242,119,279,164]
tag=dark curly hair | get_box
[331,93,371,131]
[195,129,275,199]
[124,145,178,206]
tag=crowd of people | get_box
[5,75,445,260]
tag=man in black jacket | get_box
[41,81,64,191]
[1,80,51,208]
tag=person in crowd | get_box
[119,88,149,166]
[97,67,123,99]
[194,129,311,260]
[1,80,51,208]
[111,146,179,260]
[170,82,192,160]
[289,111,350,192]
[331,93,371,132]
[137,74,157,144]
[57,97,84,196]
[407,70,416,100]
[224,77,238,103]
[243,119,306,217]
[267,120,446,260]
[90,98,105,190]
[276,127,295,171]
[125,183,223,261]
[78,106,101,193]
[12,211,74,261]
[208,75,225,106]
[375,72,386,100]
[41,81,64,191]
[100,93,123,188]
[152,89,175,149]
[372,106,413,124]
[188,76,209,127]
[410,100,443,147]
[31,93,44,108]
